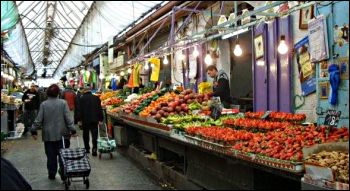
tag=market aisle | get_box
[2,130,162,190]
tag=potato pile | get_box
[306,151,349,183]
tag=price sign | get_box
[261,111,272,119]
[324,110,341,127]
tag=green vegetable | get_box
[188,102,202,110]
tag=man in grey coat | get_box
[31,84,77,180]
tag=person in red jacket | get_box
[61,85,77,148]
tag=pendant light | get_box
[128,68,132,74]
[163,55,169,65]
[120,71,125,76]
[204,51,212,65]
[278,35,288,55]
[144,62,149,70]
[233,37,243,57]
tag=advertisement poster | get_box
[295,36,316,96]
[308,15,329,62]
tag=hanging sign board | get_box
[308,15,329,62]
[100,54,109,77]
[324,110,341,127]
[108,37,114,65]
[295,36,316,96]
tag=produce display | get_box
[139,92,179,118]
[185,127,254,145]
[224,118,291,132]
[101,97,123,107]
[245,111,306,123]
[305,151,349,184]
[121,91,158,114]
[232,126,349,162]
[101,86,349,172]
[162,114,243,131]
[100,91,117,101]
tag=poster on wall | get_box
[308,15,329,62]
[295,36,316,96]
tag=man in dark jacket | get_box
[206,65,232,108]
[77,86,103,156]
[1,157,32,190]
[22,83,40,135]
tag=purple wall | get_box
[253,23,268,111]
[267,21,279,111]
[253,16,292,112]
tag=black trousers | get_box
[44,141,64,177]
[82,122,98,152]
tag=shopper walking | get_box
[31,84,77,180]
[61,85,77,148]
[22,83,40,135]
[77,86,103,156]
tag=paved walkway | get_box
[2,130,162,190]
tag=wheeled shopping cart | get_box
[59,136,91,190]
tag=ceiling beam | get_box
[53,1,97,76]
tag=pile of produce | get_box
[232,126,349,162]
[122,91,158,114]
[101,97,124,107]
[245,111,306,123]
[223,118,291,132]
[116,87,132,99]
[305,150,349,183]
[124,94,140,103]
[162,114,243,131]
[139,87,154,94]
[185,127,254,145]
[100,91,117,101]
[139,92,180,118]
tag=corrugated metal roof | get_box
[8,1,164,79]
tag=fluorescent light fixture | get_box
[222,28,249,40]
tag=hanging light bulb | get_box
[193,46,199,57]
[278,35,288,55]
[151,63,155,68]
[120,71,125,76]
[234,39,243,57]
[163,55,169,65]
[99,73,104,79]
[128,68,132,74]
[204,52,212,65]
[144,62,149,70]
